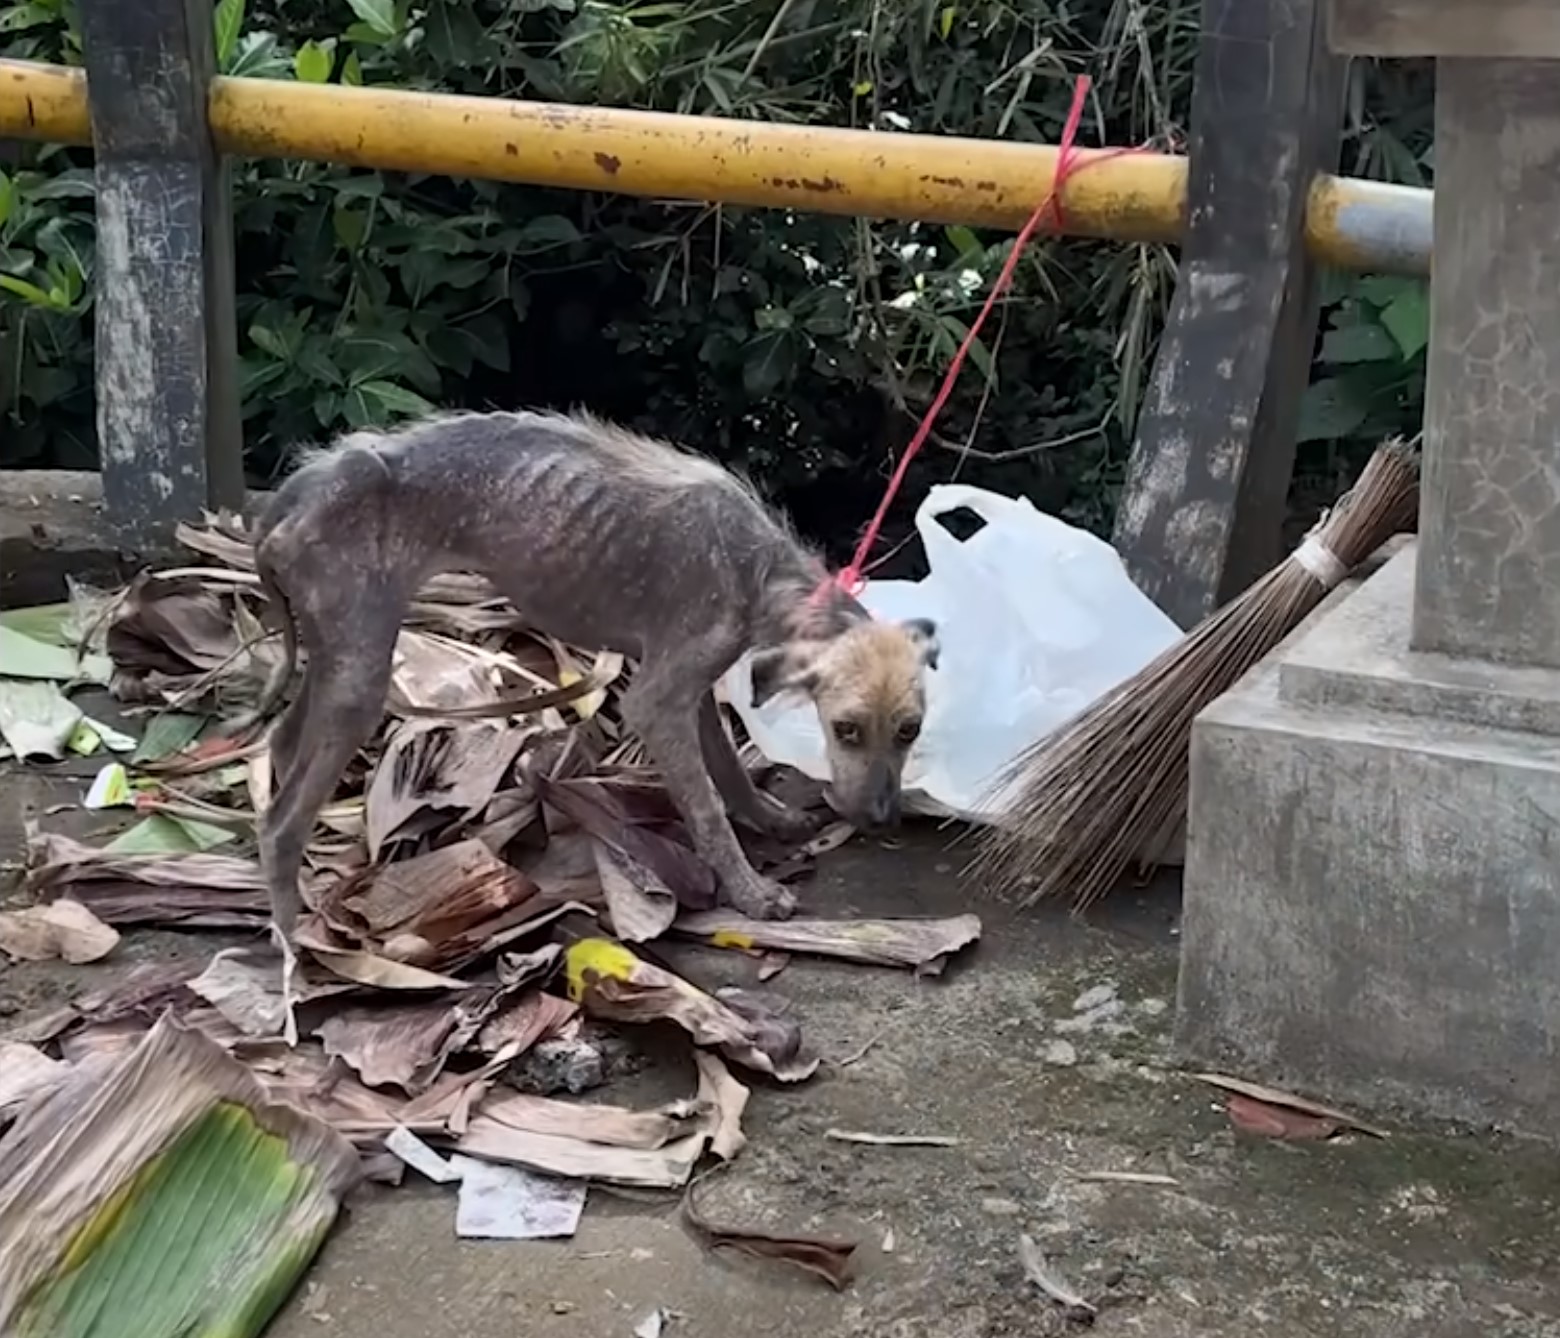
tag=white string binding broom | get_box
[968,435,1421,913]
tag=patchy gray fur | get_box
[252,409,938,940]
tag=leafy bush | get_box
[1300,273,1427,444]
[0,0,1432,555]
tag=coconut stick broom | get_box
[967,435,1421,913]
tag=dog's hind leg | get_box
[266,667,314,792]
[259,601,403,942]
[697,692,818,842]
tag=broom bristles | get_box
[969,436,1421,912]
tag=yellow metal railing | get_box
[0,59,1432,275]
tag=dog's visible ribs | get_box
[252,408,939,946]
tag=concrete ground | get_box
[6,828,1560,1338]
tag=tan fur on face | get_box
[807,622,927,736]
[753,617,937,826]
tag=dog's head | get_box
[750,617,939,829]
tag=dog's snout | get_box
[865,791,900,828]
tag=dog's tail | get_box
[240,547,301,740]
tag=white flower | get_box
[889,291,919,309]
[957,268,982,293]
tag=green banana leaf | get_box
[0,1017,360,1338]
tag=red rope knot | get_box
[833,564,866,598]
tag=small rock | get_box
[1072,983,1117,1013]
[1054,999,1125,1034]
[1041,1039,1079,1066]
[980,1197,1021,1217]
[551,1301,576,1315]
[509,1037,607,1095]
[1139,997,1169,1017]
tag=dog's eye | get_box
[895,719,922,746]
[832,720,863,747]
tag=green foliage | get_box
[0,153,96,465]
[0,0,1433,547]
[1300,272,1427,448]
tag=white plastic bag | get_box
[722,483,1182,821]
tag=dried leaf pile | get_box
[0,514,982,1266]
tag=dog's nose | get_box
[866,793,901,828]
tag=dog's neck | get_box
[755,553,870,649]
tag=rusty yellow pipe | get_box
[0,59,89,144]
[0,59,1185,241]
[0,58,1431,275]
[1306,173,1433,276]
[215,77,1190,243]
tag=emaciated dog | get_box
[251,409,939,947]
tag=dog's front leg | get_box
[627,673,796,920]
[697,692,819,842]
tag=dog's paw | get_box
[725,873,797,921]
[756,800,822,844]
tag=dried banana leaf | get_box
[673,911,982,975]
[0,1017,359,1338]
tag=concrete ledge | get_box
[1,468,270,607]
[1178,539,1560,1135]
[0,470,136,608]
[1280,549,1560,737]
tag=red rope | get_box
[828,73,1148,598]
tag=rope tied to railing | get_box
[826,73,1153,599]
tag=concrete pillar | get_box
[1412,62,1560,667]
[1175,14,1560,1138]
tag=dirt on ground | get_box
[4,825,1559,1338]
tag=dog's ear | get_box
[901,617,940,671]
[750,646,818,707]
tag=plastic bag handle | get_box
[914,483,1030,536]
[912,484,1034,588]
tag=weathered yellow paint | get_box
[0,58,1184,241]
[1305,173,1433,276]
[0,58,1432,275]
[0,59,91,145]
[209,76,1191,243]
